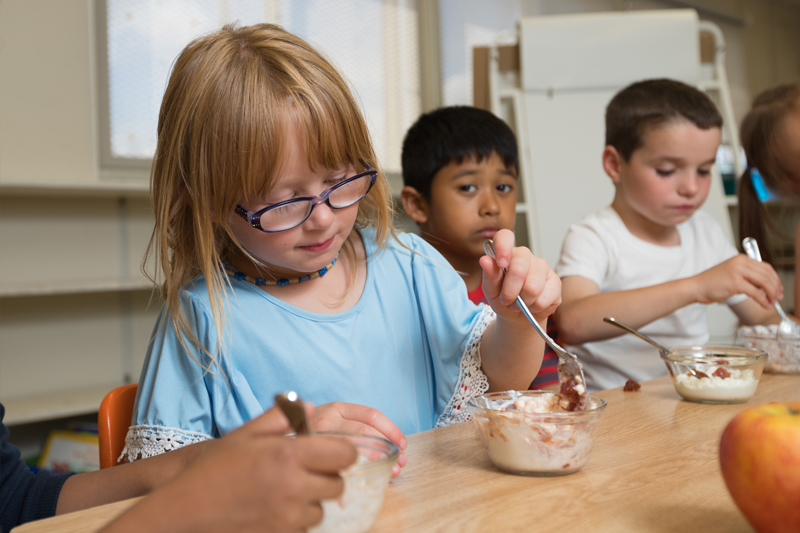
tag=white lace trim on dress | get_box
[120,424,213,463]
[435,305,495,428]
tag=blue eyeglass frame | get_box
[234,167,378,233]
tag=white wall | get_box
[0,0,100,184]
[0,1,158,427]
[519,0,800,130]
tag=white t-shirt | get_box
[556,207,747,392]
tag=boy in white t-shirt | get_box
[555,79,783,392]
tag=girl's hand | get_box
[309,402,408,478]
[479,229,562,323]
[692,254,783,309]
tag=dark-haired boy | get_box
[554,78,782,392]
[401,105,558,388]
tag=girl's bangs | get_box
[293,91,369,174]
[234,96,370,206]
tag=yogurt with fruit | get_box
[738,324,800,374]
[673,366,758,402]
[471,392,602,475]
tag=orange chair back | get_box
[98,383,138,469]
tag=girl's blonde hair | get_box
[145,23,397,374]
[737,81,800,264]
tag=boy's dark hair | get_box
[401,106,518,199]
[606,78,722,161]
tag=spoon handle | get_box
[514,294,568,357]
[275,391,308,435]
[742,237,763,262]
[742,237,785,317]
[603,317,702,377]
[775,303,792,323]
[603,317,670,353]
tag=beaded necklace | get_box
[224,252,339,287]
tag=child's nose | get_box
[678,173,701,196]
[480,192,501,215]
[304,201,336,229]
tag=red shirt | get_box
[467,283,487,304]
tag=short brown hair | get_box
[605,78,722,160]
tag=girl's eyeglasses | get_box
[234,168,378,233]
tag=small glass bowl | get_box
[467,390,607,476]
[660,345,766,404]
[737,325,800,374]
[308,432,398,533]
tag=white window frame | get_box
[95,0,152,173]
[94,0,442,179]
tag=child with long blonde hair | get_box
[123,23,560,469]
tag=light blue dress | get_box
[123,228,494,461]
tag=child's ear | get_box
[602,145,625,185]
[400,186,430,224]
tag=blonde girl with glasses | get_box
[123,23,561,473]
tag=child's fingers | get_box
[497,249,533,306]
[741,261,783,306]
[311,416,408,478]
[481,244,532,306]
[735,267,777,309]
[479,254,504,300]
[238,405,294,437]
[527,269,563,317]
[294,436,358,475]
[340,403,407,451]
[315,402,408,450]
[742,284,774,310]
[489,229,515,269]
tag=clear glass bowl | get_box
[308,432,398,533]
[661,345,766,404]
[737,325,800,374]
[468,390,607,476]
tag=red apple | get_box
[719,402,800,533]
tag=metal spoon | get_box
[603,317,707,378]
[483,239,587,410]
[742,237,800,339]
[275,391,308,434]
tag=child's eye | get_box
[325,175,348,186]
[497,183,515,193]
[271,201,306,215]
[698,168,712,177]
[656,168,675,177]
[459,184,477,193]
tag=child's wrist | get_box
[669,276,702,307]
[494,309,548,332]
[683,276,702,305]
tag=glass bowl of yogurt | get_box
[661,346,767,404]
[737,325,800,374]
[309,432,398,533]
[468,390,607,476]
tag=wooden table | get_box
[14,374,798,532]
